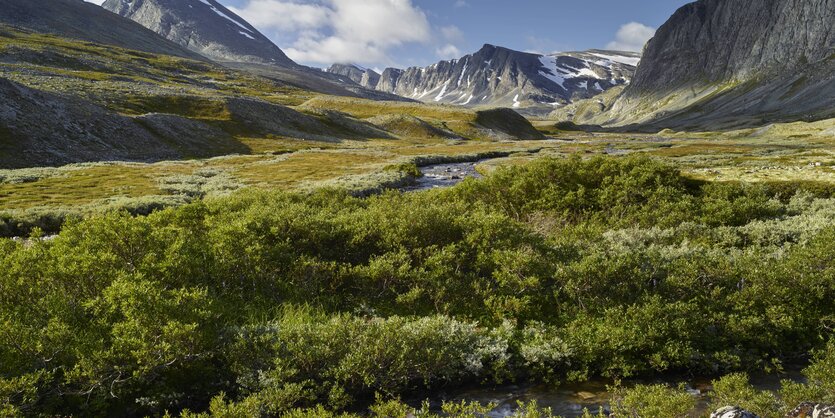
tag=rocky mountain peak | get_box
[102,0,296,66]
[335,45,638,114]
[327,64,381,89]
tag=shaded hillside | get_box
[0,77,246,168]
[0,0,203,60]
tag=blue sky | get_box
[89,0,692,70]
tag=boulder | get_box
[710,406,760,418]
[785,402,835,418]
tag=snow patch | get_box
[590,52,641,66]
[538,56,566,89]
[457,58,469,87]
[512,94,520,108]
[198,0,255,35]
[434,82,449,102]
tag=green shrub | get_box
[610,383,695,418]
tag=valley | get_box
[1,0,834,417]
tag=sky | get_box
[85,0,692,70]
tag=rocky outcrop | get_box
[327,64,381,89]
[364,45,638,113]
[785,403,835,418]
[102,0,295,66]
[710,406,759,418]
[598,0,835,129]
[0,0,202,60]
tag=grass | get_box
[2,24,835,236]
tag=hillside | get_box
[102,0,294,66]
[0,0,203,60]
[566,0,835,129]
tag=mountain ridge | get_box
[102,0,296,66]
[328,44,639,114]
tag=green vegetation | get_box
[1,155,834,416]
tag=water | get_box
[417,371,803,417]
[402,161,483,192]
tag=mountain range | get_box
[0,0,833,169]
[327,47,640,114]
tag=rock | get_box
[367,45,638,110]
[785,402,835,418]
[710,406,760,418]
[327,64,381,89]
[576,391,596,400]
[103,0,295,66]
[595,0,835,129]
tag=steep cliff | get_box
[600,0,835,129]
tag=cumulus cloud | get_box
[435,44,461,59]
[229,0,330,32]
[229,0,431,66]
[440,25,465,43]
[606,22,656,52]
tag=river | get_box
[402,161,484,192]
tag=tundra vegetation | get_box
[1,156,834,417]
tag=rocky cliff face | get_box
[598,0,835,129]
[102,0,295,66]
[327,64,381,89]
[341,45,637,113]
[0,0,202,60]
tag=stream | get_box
[402,161,484,192]
[417,371,804,417]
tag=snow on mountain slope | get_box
[102,0,296,66]
[329,45,639,113]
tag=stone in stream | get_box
[710,406,759,418]
[785,403,835,418]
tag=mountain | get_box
[329,45,639,113]
[101,0,408,101]
[327,64,381,89]
[572,0,835,129]
[102,0,294,66]
[0,0,203,60]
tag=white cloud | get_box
[435,44,461,59]
[228,1,330,32]
[454,0,469,7]
[230,0,431,66]
[440,25,464,43]
[606,22,656,52]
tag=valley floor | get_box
[2,118,835,237]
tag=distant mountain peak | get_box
[329,44,638,114]
[102,0,296,66]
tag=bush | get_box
[610,384,695,418]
